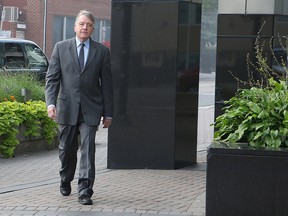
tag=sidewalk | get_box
[0,106,214,216]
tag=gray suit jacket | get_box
[45,37,113,126]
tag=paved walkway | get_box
[0,106,214,216]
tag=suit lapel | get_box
[82,39,97,73]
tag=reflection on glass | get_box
[197,0,218,151]
[4,43,25,68]
[272,47,288,76]
[177,2,201,92]
[25,44,48,67]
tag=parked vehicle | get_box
[0,38,48,80]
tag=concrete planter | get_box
[14,124,58,155]
[206,141,288,216]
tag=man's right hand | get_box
[47,105,57,120]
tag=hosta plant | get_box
[214,78,288,149]
[214,22,288,149]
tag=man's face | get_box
[74,15,94,41]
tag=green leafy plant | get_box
[214,78,288,148]
[213,23,288,149]
[0,100,58,158]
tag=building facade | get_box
[0,0,111,57]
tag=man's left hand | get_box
[102,118,112,128]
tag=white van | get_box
[0,38,48,80]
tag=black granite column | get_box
[108,0,202,169]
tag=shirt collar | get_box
[76,37,90,48]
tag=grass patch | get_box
[0,72,45,102]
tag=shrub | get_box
[0,100,58,158]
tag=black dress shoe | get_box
[60,181,71,196]
[78,195,93,205]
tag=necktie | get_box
[79,43,85,70]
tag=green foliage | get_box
[214,78,288,148]
[0,72,45,102]
[0,100,58,158]
[214,22,288,149]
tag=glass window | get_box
[25,43,48,68]
[53,16,64,46]
[103,20,111,42]
[92,19,111,42]
[66,17,76,39]
[92,20,101,41]
[3,43,25,68]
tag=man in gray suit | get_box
[45,10,113,205]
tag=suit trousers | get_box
[58,107,98,197]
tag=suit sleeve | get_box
[45,43,61,107]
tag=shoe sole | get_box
[78,199,93,205]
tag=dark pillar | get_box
[108,0,202,169]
